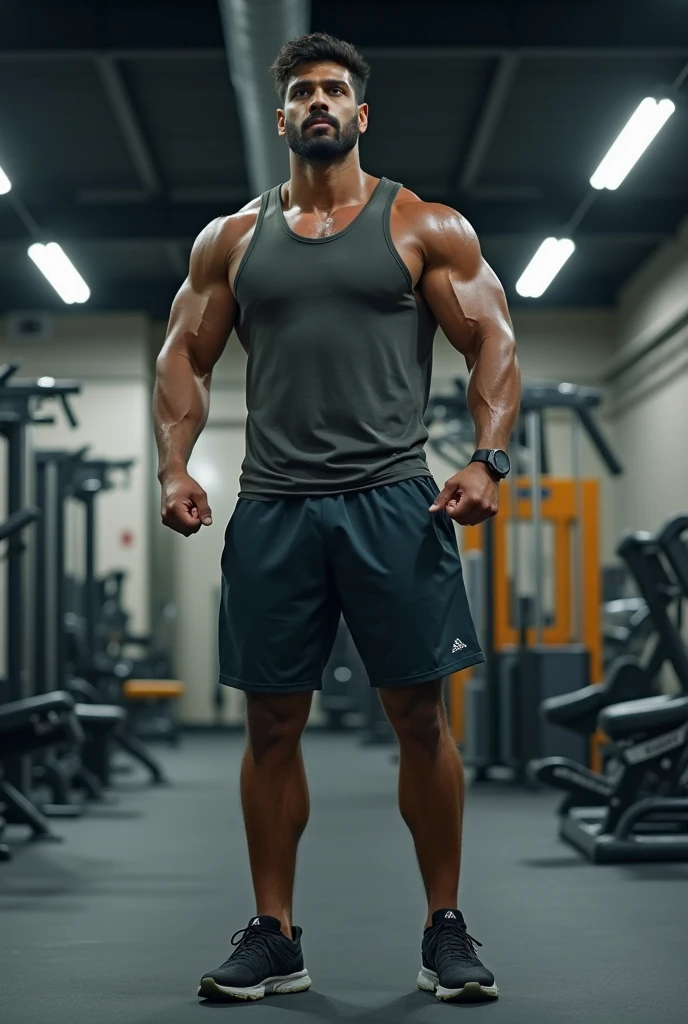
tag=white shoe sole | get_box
[198,968,312,1001]
[417,966,499,1001]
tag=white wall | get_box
[616,218,688,353]
[0,314,152,677]
[606,217,688,537]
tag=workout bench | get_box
[122,680,185,746]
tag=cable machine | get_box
[426,379,623,781]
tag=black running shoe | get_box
[198,915,312,1002]
[418,908,499,1001]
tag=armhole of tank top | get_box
[232,188,273,303]
[382,182,414,291]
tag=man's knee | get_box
[379,680,446,748]
[245,691,312,759]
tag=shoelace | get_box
[433,922,483,967]
[222,927,276,974]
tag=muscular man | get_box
[154,32,520,1005]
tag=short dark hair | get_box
[270,32,371,104]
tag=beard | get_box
[285,112,360,164]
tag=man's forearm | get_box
[153,343,211,481]
[466,332,520,451]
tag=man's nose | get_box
[309,91,330,111]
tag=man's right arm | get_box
[153,217,237,536]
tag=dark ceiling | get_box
[0,0,687,316]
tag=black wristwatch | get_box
[470,449,511,480]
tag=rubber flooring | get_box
[1,732,687,1023]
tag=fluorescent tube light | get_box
[28,243,90,304]
[590,97,675,191]
[516,238,576,298]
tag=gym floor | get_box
[2,733,687,1024]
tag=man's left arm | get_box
[419,205,521,524]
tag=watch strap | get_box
[470,449,509,479]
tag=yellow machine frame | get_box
[448,476,603,768]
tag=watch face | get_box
[491,450,510,476]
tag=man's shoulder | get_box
[194,196,265,263]
[391,187,478,259]
[210,196,264,244]
[392,187,467,233]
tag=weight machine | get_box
[0,364,80,798]
[426,379,624,780]
[33,447,166,783]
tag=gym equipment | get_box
[94,571,175,683]
[122,680,185,746]
[530,524,686,806]
[0,691,84,851]
[0,503,128,825]
[33,447,168,783]
[530,522,688,862]
[602,596,652,667]
[0,365,80,797]
[656,514,688,599]
[0,370,146,818]
[558,695,688,863]
[428,379,624,780]
[34,447,135,688]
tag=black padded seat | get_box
[599,695,688,740]
[74,703,126,732]
[656,515,688,548]
[542,684,606,727]
[542,657,649,730]
[0,692,83,756]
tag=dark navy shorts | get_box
[218,475,484,694]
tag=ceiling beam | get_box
[364,47,688,60]
[2,0,688,53]
[1,46,688,62]
[94,55,163,195]
[460,53,520,193]
[75,187,249,204]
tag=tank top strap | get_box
[265,183,283,215]
[367,176,402,214]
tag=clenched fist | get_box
[160,471,213,537]
[428,463,499,525]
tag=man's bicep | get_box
[162,221,237,375]
[420,212,512,365]
[165,277,235,373]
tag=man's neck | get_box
[285,153,371,213]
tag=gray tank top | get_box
[233,176,437,499]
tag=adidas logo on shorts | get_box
[452,638,467,654]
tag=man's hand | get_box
[160,471,213,537]
[428,463,500,525]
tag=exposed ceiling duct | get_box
[218,0,311,196]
